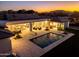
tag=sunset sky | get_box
[0,1,79,12]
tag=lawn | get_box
[42,28,79,57]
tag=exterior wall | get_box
[29,22,32,31]
[67,21,70,28]
[64,21,70,28]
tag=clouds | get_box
[0,1,79,12]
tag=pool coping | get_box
[42,33,74,56]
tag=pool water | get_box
[30,33,64,48]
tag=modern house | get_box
[0,14,70,56]
[0,14,69,33]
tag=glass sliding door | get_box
[49,22,64,31]
[6,23,30,35]
[57,23,64,31]
[50,22,58,31]
[32,21,50,31]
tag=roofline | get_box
[6,18,50,25]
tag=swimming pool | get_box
[30,32,65,48]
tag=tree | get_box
[17,9,37,14]
[8,10,15,14]
[17,9,26,14]
[25,10,36,14]
[70,11,79,23]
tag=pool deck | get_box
[11,30,74,57]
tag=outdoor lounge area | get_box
[0,26,74,57]
[10,30,74,57]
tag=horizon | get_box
[0,1,79,12]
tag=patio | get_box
[10,30,74,57]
